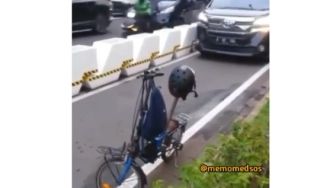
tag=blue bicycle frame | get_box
[115,131,168,185]
[115,73,168,185]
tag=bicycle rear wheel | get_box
[161,122,185,162]
[96,160,146,188]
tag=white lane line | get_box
[181,63,269,143]
[72,52,199,103]
[118,63,269,188]
[72,29,92,33]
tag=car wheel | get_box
[121,31,129,38]
[256,48,269,62]
[94,13,109,34]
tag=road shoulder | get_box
[147,78,269,187]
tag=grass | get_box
[152,99,269,188]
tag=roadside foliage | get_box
[153,100,269,188]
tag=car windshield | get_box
[209,0,269,11]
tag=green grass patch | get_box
[153,100,269,188]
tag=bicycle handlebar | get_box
[136,68,164,79]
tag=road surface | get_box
[72,52,267,188]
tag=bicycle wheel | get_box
[161,122,185,162]
[96,160,146,188]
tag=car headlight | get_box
[198,12,208,23]
[252,16,269,32]
[127,9,136,18]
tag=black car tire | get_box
[121,31,129,38]
[94,13,109,34]
[257,54,269,63]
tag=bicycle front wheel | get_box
[96,160,146,188]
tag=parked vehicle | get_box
[197,0,269,58]
[72,0,112,33]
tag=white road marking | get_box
[72,29,92,33]
[118,63,269,187]
[72,52,199,103]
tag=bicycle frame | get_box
[112,71,181,186]
[116,155,133,184]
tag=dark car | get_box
[72,0,112,33]
[196,0,269,58]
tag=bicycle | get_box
[96,67,197,188]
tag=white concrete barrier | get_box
[72,45,98,96]
[85,38,133,89]
[174,24,198,58]
[72,24,198,97]
[152,28,181,66]
[122,33,160,76]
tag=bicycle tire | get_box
[161,125,185,162]
[96,160,146,188]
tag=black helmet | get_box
[168,65,198,100]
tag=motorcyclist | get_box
[134,0,151,15]
[134,0,192,17]
[132,0,153,31]
[126,0,193,33]
[170,0,192,24]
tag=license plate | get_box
[229,38,236,44]
[216,37,226,44]
[216,37,236,44]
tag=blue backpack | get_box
[140,86,167,141]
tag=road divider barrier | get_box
[72,23,198,96]
[72,45,98,96]
[174,23,198,58]
[123,33,160,76]
[153,28,181,66]
[87,38,133,89]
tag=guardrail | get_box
[72,24,198,96]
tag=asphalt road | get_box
[72,53,267,188]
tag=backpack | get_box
[140,86,167,141]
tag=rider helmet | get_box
[168,65,198,100]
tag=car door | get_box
[110,1,124,16]
[72,0,96,27]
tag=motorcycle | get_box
[121,0,197,37]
